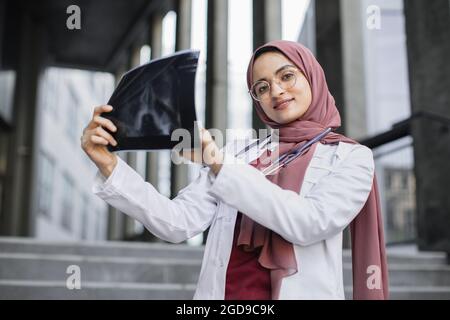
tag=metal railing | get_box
[358,111,450,245]
[360,111,450,148]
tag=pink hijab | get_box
[240,40,389,299]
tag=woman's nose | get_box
[270,81,286,97]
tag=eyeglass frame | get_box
[248,65,301,102]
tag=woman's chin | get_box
[280,109,309,124]
[273,112,298,125]
[267,107,308,124]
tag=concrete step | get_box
[0,280,196,300]
[0,237,204,260]
[343,250,448,266]
[2,237,446,266]
[0,253,201,284]
[2,237,449,300]
[343,263,450,287]
[1,279,449,300]
[3,252,450,288]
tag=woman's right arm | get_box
[81,105,218,243]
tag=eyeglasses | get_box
[249,68,298,101]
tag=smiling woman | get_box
[85,40,389,301]
[250,50,312,125]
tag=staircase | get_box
[343,246,450,299]
[0,237,202,299]
[1,237,449,299]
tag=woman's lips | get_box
[274,99,294,111]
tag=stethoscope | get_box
[235,127,333,176]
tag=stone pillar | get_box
[263,0,282,43]
[122,152,137,239]
[252,0,282,52]
[175,0,192,50]
[106,199,123,240]
[252,0,265,50]
[0,0,4,64]
[121,45,142,239]
[315,0,347,135]
[404,0,450,253]
[0,0,7,232]
[205,0,228,135]
[251,0,282,130]
[171,0,192,198]
[107,64,128,241]
[316,0,360,248]
[146,13,162,189]
[1,13,46,236]
[123,13,166,242]
[202,0,228,244]
[106,205,123,240]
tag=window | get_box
[60,173,75,231]
[37,151,55,218]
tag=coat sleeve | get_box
[92,157,218,243]
[207,144,375,246]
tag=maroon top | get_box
[224,212,272,300]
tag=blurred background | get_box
[0,0,449,299]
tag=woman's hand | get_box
[81,105,118,178]
[180,127,224,175]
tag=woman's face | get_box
[251,51,312,124]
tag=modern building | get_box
[34,68,114,240]
[0,0,449,289]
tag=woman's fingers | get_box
[93,115,117,133]
[82,105,117,148]
[93,126,117,146]
[93,105,113,117]
[86,105,113,130]
[90,135,109,146]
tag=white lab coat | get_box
[92,138,374,299]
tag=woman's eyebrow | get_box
[255,64,297,82]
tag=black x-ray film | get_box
[103,50,200,152]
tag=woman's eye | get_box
[282,73,294,81]
[257,85,269,93]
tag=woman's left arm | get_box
[208,144,375,246]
